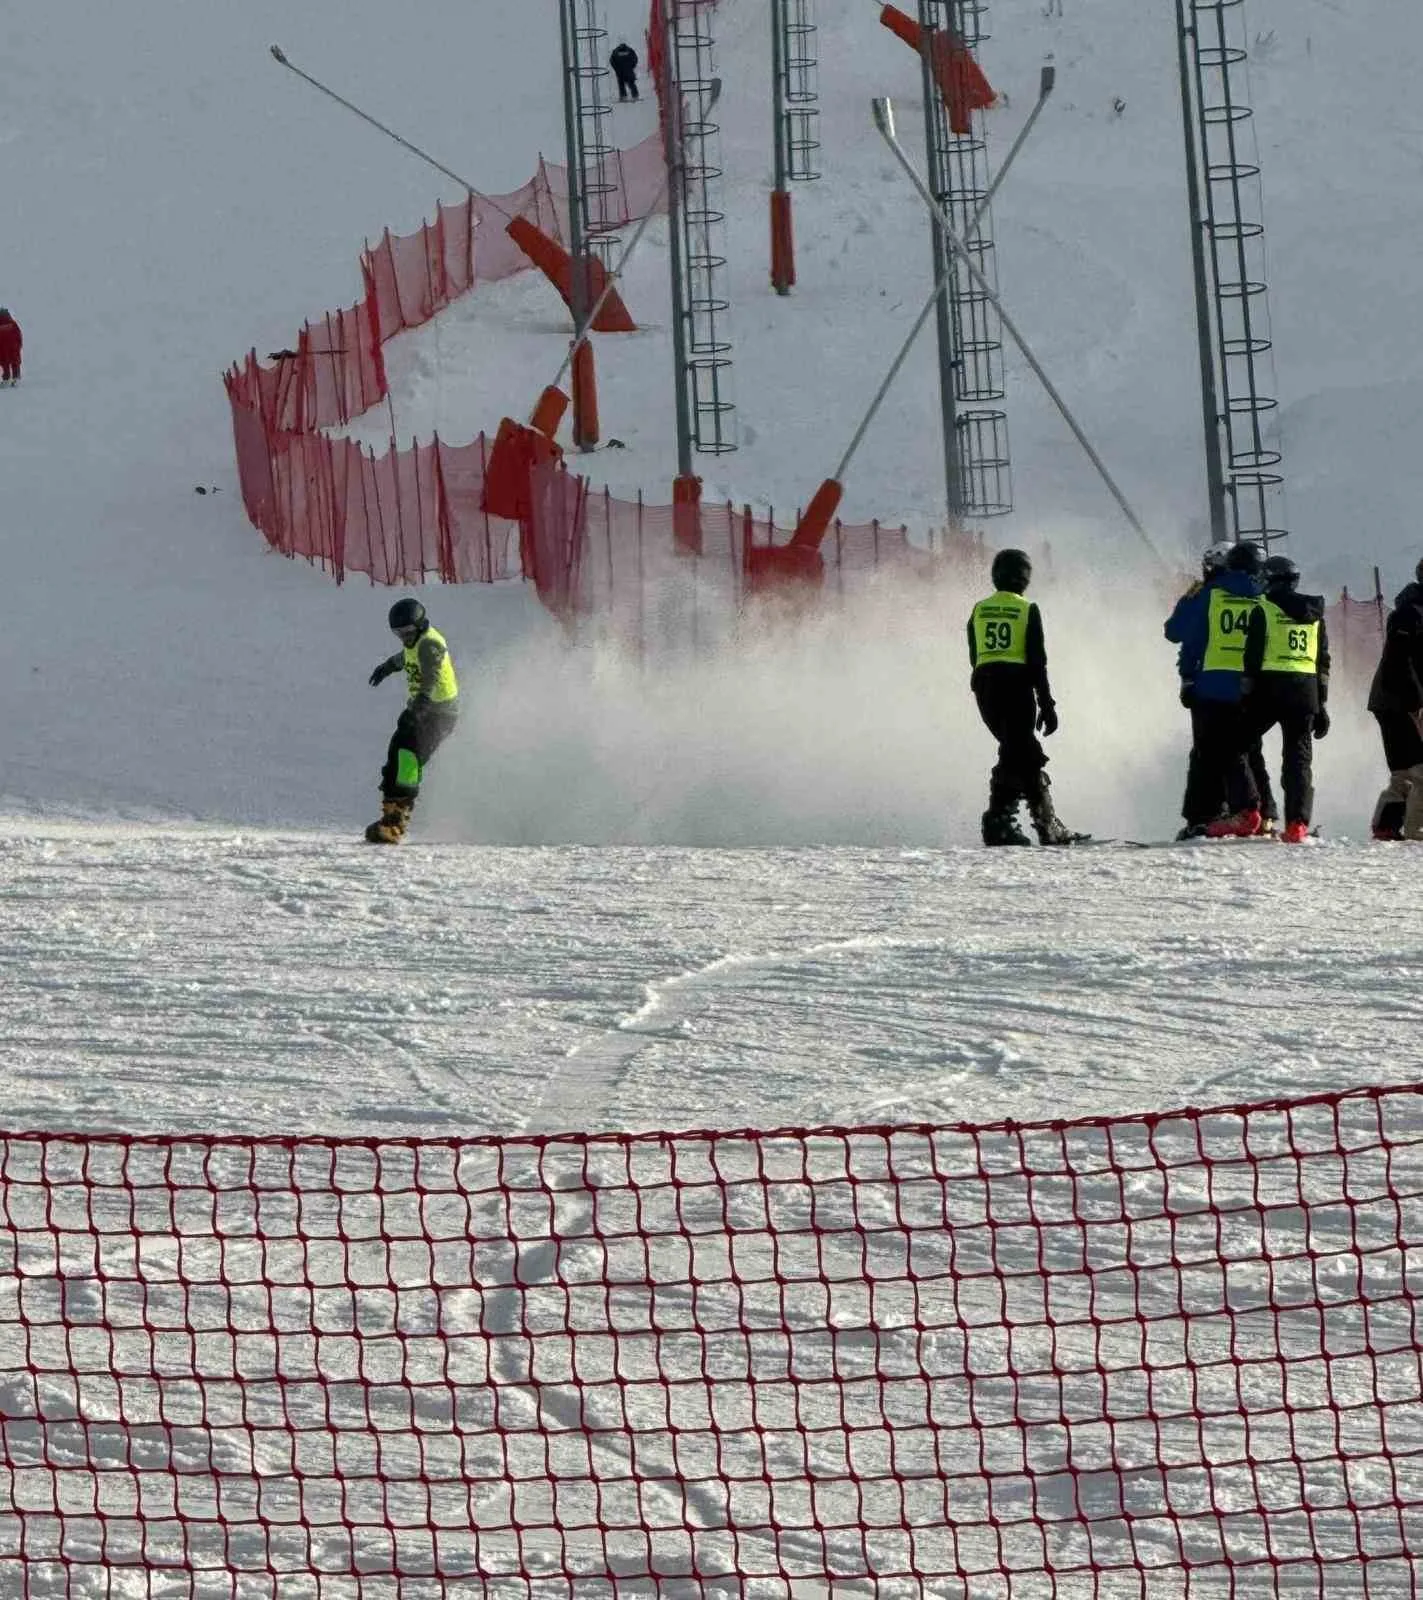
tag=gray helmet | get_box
[1262,554,1299,591]
[1201,541,1232,578]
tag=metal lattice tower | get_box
[1177,0,1287,549]
[661,0,735,463]
[774,0,821,184]
[560,0,624,279]
[919,1,1011,526]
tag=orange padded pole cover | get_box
[770,190,796,294]
[790,478,844,551]
[529,385,570,440]
[504,218,637,333]
[571,340,599,451]
[673,474,703,556]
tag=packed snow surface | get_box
[4,823,1418,1140]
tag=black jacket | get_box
[610,44,638,74]
[1367,582,1423,717]
[1243,589,1330,709]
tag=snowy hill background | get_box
[1,0,1420,839]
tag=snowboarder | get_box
[1165,540,1268,838]
[1241,554,1330,844]
[1366,559,1423,840]
[967,548,1086,846]
[0,308,22,386]
[610,41,640,102]
[365,598,459,844]
[1166,542,1277,838]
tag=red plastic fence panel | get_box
[4,1083,1423,1597]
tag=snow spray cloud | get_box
[423,540,1375,846]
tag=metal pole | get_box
[917,4,964,531]
[875,97,1164,564]
[1174,0,1228,542]
[833,67,1053,484]
[771,0,788,194]
[661,0,696,480]
[558,0,595,448]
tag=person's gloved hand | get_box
[1313,706,1331,739]
[1036,699,1059,737]
[410,693,431,710]
[1239,676,1256,699]
[1178,682,1194,709]
[369,660,397,687]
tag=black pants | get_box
[1248,701,1315,825]
[1183,707,1276,826]
[1191,700,1259,818]
[1375,708,1423,773]
[613,68,639,101]
[974,679,1045,809]
[382,703,458,800]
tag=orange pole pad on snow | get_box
[878,4,996,134]
[790,479,844,551]
[673,474,703,556]
[504,217,637,333]
[770,190,795,294]
[481,416,562,523]
[529,385,569,439]
[571,340,599,450]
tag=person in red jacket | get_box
[0,309,22,385]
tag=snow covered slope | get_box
[4,825,1419,1139]
[1,0,1419,832]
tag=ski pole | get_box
[270,45,498,207]
[873,95,1166,565]
[792,68,1053,548]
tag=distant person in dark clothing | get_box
[0,308,21,385]
[610,41,640,102]
[1366,559,1423,840]
[1241,554,1330,844]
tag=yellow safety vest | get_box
[1202,588,1259,673]
[403,625,459,703]
[971,591,1030,666]
[1260,600,1319,675]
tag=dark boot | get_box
[981,777,1031,847]
[364,796,414,845]
[1028,773,1089,846]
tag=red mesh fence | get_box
[5,1083,1422,1598]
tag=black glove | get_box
[1239,676,1255,700]
[369,660,397,687]
[1313,707,1331,739]
[1036,700,1059,737]
[1178,683,1194,709]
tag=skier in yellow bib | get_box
[967,549,1087,846]
[365,598,460,843]
[1241,555,1330,844]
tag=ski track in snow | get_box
[3,821,1420,1140]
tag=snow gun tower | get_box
[657,0,736,551]
[558,0,625,450]
[1175,0,1288,549]
[769,0,821,294]
[916,1,1011,532]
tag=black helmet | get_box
[388,597,427,636]
[990,548,1032,594]
[1225,541,1264,577]
[1262,554,1299,591]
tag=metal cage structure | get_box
[1177,0,1288,549]
[919,0,1011,527]
[560,0,626,277]
[661,0,736,463]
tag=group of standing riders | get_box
[967,542,1423,847]
[361,543,1423,848]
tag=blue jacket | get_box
[1164,569,1262,703]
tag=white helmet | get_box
[1201,541,1232,577]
